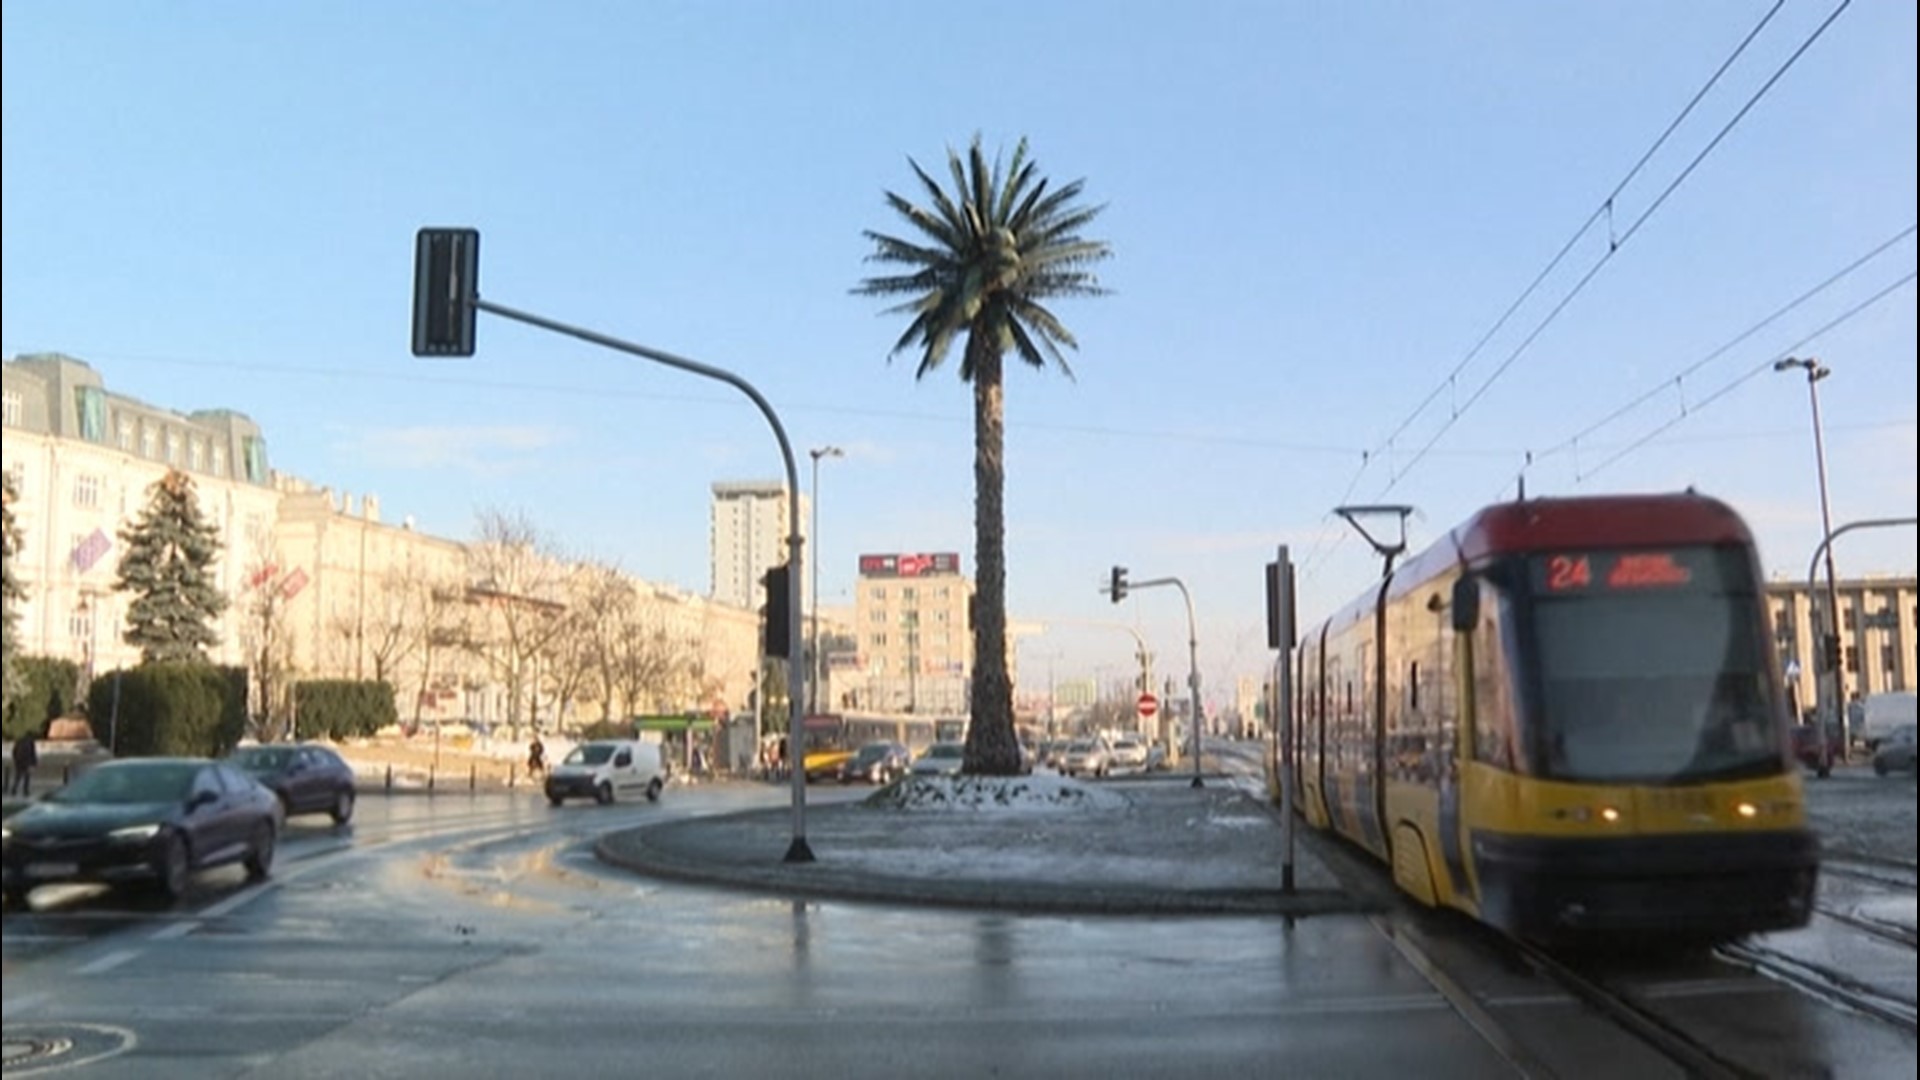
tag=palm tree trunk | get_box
[965,336,1021,774]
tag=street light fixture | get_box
[808,446,844,714]
[1773,356,1845,753]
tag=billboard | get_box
[857,552,961,578]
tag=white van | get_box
[544,739,665,806]
[1859,692,1917,751]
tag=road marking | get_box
[4,991,52,1012]
[200,882,270,920]
[148,921,200,941]
[74,949,141,976]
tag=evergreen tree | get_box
[1,470,26,715]
[115,469,227,663]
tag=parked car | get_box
[227,743,357,824]
[910,742,966,777]
[1859,692,1917,752]
[545,740,665,805]
[3,758,283,906]
[1871,724,1916,777]
[1790,722,1842,778]
[839,741,911,785]
[1058,738,1111,779]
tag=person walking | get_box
[527,737,547,778]
[9,728,39,797]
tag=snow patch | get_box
[864,775,1129,814]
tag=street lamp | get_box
[1773,356,1845,752]
[807,446,844,713]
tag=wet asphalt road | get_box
[3,774,1915,1079]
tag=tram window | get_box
[1472,583,1519,771]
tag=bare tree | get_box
[237,558,301,740]
[403,574,472,732]
[465,509,571,740]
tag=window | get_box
[211,446,227,477]
[117,419,135,451]
[869,633,888,648]
[167,431,182,465]
[74,386,106,441]
[73,474,102,508]
[2,389,22,427]
[242,435,268,483]
[69,605,94,641]
[141,426,158,459]
[189,440,205,471]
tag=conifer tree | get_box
[115,469,227,663]
[1,470,26,714]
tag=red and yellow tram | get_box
[1272,493,1818,942]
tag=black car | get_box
[3,758,283,906]
[838,741,911,785]
[228,743,357,823]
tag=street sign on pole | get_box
[1137,692,1159,720]
[412,227,479,357]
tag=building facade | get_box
[1765,574,1916,715]
[850,552,973,714]
[4,353,765,734]
[708,481,806,611]
[3,354,281,675]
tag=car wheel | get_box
[595,781,614,805]
[547,793,566,807]
[154,833,191,901]
[244,822,276,881]
[1874,760,1889,776]
[646,777,663,803]
[1817,763,1831,779]
[330,789,356,825]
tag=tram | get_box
[800,711,961,780]
[1271,493,1818,943]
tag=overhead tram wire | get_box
[1522,224,1916,478]
[1574,269,1916,485]
[1372,0,1858,502]
[1297,0,1795,582]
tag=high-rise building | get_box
[708,480,805,610]
[851,552,973,714]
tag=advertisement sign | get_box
[857,552,961,578]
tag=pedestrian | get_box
[527,737,547,777]
[10,727,39,797]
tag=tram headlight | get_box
[1598,806,1622,824]
[1735,801,1759,819]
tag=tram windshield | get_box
[1521,546,1784,784]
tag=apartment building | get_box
[709,480,807,611]
[1765,574,1917,713]
[850,552,974,714]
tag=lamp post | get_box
[1773,356,1844,753]
[807,446,843,714]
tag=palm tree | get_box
[855,135,1111,775]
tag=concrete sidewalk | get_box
[596,775,1382,917]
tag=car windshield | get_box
[1523,547,1783,784]
[853,745,892,764]
[924,744,961,759]
[230,747,294,771]
[1067,741,1097,753]
[565,744,616,766]
[51,763,200,805]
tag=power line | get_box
[1574,268,1915,484]
[1373,0,1856,500]
[1532,223,1915,467]
[1299,0,1807,580]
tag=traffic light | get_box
[1110,565,1129,604]
[411,227,479,357]
[763,565,792,657]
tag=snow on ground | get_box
[866,774,1129,814]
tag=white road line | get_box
[200,882,270,920]
[148,920,200,941]
[4,991,53,1012]
[75,948,142,976]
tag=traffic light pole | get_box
[1110,573,1205,788]
[464,295,815,863]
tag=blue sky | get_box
[5,1,1915,705]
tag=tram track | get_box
[1715,938,1918,1031]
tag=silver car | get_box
[1871,724,1915,776]
[1059,738,1111,778]
[910,742,966,777]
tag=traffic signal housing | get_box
[1110,565,1129,604]
[763,564,792,657]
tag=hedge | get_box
[4,656,83,741]
[84,663,246,757]
[292,680,397,741]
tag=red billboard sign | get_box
[857,552,961,578]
